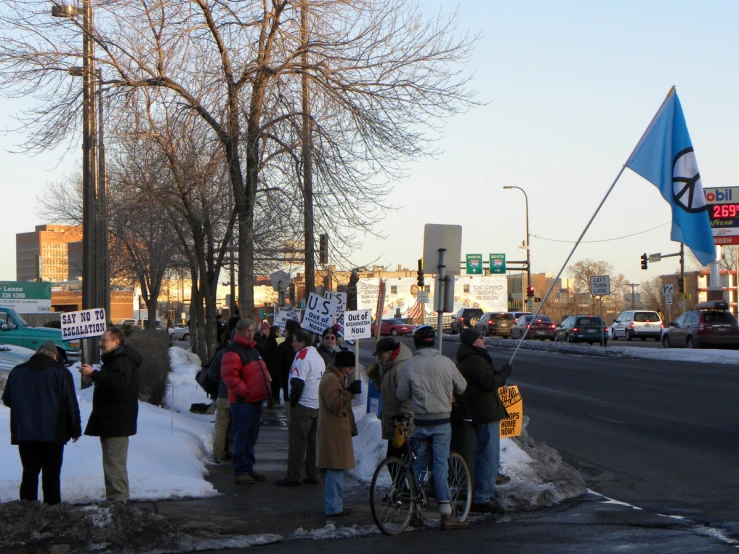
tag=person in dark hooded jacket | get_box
[80,327,143,504]
[456,328,511,514]
[2,341,81,505]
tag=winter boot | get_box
[440,514,470,531]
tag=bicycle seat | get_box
[390,412,411,423]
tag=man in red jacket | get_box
[221,319,272,484]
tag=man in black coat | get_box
[80,327,142,504]
[456,328,511,514]
[2,341,81,505]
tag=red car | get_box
[510,315,557,340]
[371,318,414,337]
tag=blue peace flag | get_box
[626,90,716,266]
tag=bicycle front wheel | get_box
[448,452,472,522]
[370,456,415,535]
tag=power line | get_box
[531,222,670,244]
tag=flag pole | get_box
[507,86,677,366]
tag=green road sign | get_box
[0,281,52,313]
[489,254,506,274]
[466,254,483,275]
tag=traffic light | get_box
[527,285,534,298]
[319,234,329,264]
[640,253,648,270]
[678,277,685,294]
[417,258,425,287]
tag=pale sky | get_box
[1,0,737,286]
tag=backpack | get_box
[196,363,219,397]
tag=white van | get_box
[611,310,662,341]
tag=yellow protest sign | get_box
[499,385,523,438]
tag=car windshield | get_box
[703,312,736,324]
[634,312,660,322]
[576,317,602,326]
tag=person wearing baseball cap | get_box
[371,338,415,459]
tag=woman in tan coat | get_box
[316,351,361,517]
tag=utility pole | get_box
[628,283,640,309]
[301,0,315,300]
[96,68,109,321]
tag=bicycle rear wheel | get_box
[370,456,415,535]
[448,452,472,522]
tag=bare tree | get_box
[1,0,478,314]
[567,259,616,312]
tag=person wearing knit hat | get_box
[459,328,482,348]
[316,344,361,516]
[455,324,511,515]
[317,326,342,367]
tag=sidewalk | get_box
[149,405,388,539]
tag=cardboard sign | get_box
[274,306,301,332]
[61,308,107,341]
[344,309,373,340]
[324,291,347,334]
[301,293,337,334]
[499,385,523,438]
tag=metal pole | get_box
[680,242,685,314]
[436,249,446,353]
[504,186,530,308]
[97,68,109,322]
[301,0,315,300]
[600,296,604,347]
[81,0,99,363]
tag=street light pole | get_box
[503,186,530,304]
[53,0,99,363]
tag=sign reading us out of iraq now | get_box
[499,385,523,438]
[61,308,107,340]
[0,281,52,313]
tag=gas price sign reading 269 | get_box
[61,308,107,340]
[705,187,739,245]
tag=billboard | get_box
[0,281,52,313]
[357,275,507,320]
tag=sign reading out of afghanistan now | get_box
[0,281,52,313]
[499,385,523,438]
[343,309,372,340]
[61,308,107,340]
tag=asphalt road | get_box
[430,339,739,534]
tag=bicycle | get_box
[369,412,472,535]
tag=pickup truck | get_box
[0,306,80,364]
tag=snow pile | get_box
[0,347,217,504]
[349,410,386,483]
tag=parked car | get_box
[611,310,663,341]
[371,318,414,337]
[555,315,608,345]
[0,345,34,371]
[449,308,484,335]
[118,318,137,327]
[661,301,739,349]
[476,312,517,337]
[510,315,556,340]
[0,307,80,364]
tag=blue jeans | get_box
[231,401,263,476]
[414,423,452,508]
[324,469,344,515]
[473,421,500,504]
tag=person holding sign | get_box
[275,329,325,487]
[455,328,512,514]
[80,328,142,504]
